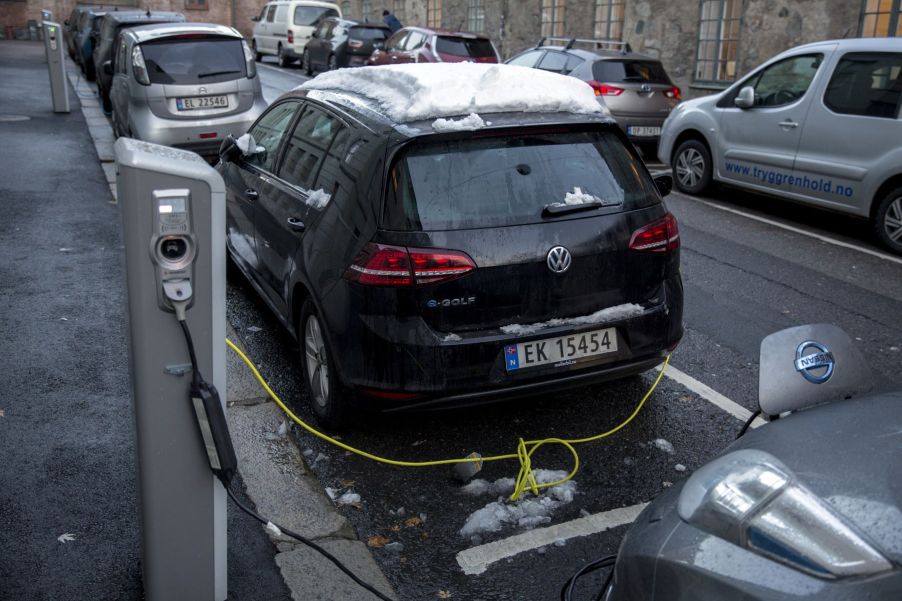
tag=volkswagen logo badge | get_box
[547,246,572,274]
[794,340,835,384]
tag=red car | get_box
[366,26,499,65]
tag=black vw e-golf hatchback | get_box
[218,75,682,427]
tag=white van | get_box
[251,1,341,67]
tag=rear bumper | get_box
[324,274,683,411]
[130,101,266,157]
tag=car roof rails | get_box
[537,36,633,54]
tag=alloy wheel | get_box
[676,148,705,188]
[304,315,330,409]
[884,197,902,244]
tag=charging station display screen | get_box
[159,197,186,215]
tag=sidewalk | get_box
[0,40,393,601]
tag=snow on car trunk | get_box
[298,63,606,122]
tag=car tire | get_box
[302,49,313,76]
[873,186,902,255]
[328,54,337,71]
[252,39,262,62]
[99,85,112,114]
[299,300,349,428]
[672,139,713,195]
[277,44,291,68]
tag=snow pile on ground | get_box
[500,303,645,335]
[306,188,331,209]
[459,470,577,540]
[652,438,674,454]
[299,63,603,123]
[461,477,516,497]
[432,113,486,132]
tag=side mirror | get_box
[219,134,241,163]
[653,174,672,197]
[251,15,260,22]
[734,85,755,109]
[758,324,873,416]
[103,60,113,76]
[312,30,319,38]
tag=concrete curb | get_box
[226,326,398,600]
[63,64,397,600]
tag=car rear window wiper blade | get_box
[542,201,604,217]
[197,70,241,78]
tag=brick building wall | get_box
[0,1,888,97]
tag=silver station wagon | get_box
[106,22,267,158]
[659,38,902,254]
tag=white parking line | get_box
[686,196,902,266]
[658,364,767,429]
[456,503,648,575]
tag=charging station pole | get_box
[116,139,227,601]
[41,19,69,113]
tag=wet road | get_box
[232,64,902,601]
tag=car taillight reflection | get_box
[587,80,624,96]
[629,213,680,253]
[344,243,476,286]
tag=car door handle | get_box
[286,217,305,232]
[778,120,799,129]
[244,188,258,201]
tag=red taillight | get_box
[664,86,682,100]
[348,39,363,49]
[587,81,624,96]
[199,132,217,139]
[344,243,476,286]
[287,30,294,44]
[629,213,680,253]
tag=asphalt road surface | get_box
[231,65,902,600]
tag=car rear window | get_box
[592,60,672,84]
[140,37,247,85]
[294,6,339,26]
[349,26,387,41]
[435,36,496,59]
[384,131,658,231]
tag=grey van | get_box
[659,38,902,254]
[107,23,267,158]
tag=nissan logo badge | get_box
[794,340,835,384]
[547,246,572,274]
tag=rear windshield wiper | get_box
[542,201,604,217]
[197,70,241,78]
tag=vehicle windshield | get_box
[294,6,339,26]
[349,26,387,41]
[592,60,672,84]
[435,36,496,58]
[140,37,247,85]
[384,130,658,231]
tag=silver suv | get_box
[659,38,902,254]
[107,23,267,158]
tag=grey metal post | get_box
[116,139,227,601]
[41,20,69,113]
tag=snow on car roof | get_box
[298,63,604,123]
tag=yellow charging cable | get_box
[226,338,669,501]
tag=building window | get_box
[393,0,405,24]
[695,0,742,84]
[467,0,484,32]
[341,1,351,16]
[594,0,625,40]
[362,0,373,21]
[860,0,902,36]
[541,0,566,37]
[184,0,208,10]
[427,0,442,29]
